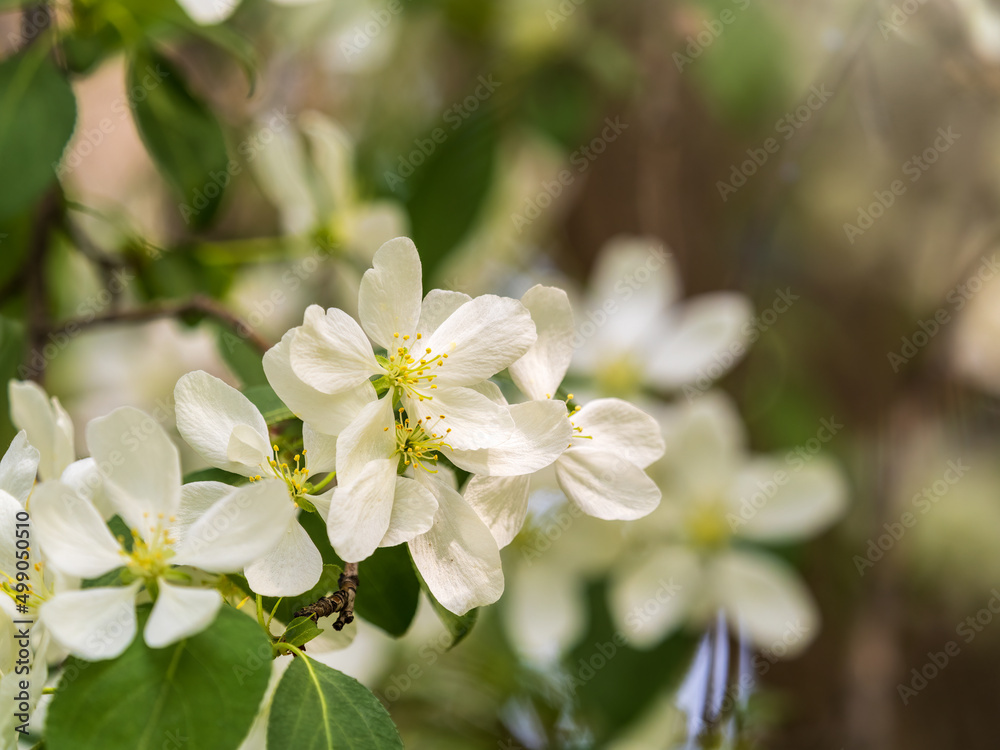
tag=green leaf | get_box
[568,581,699,740]
[410,554,477,647]
[46,605,272,750]
[0,315,25,446]
[243,383,295,425]
[297,514,419,638]
[218,326,267,386]
[263,563,342,625]
[403,110,497,283]
[280,616,325,649]
[182,466,245,485]
[267,656,403,750]
[127,46,230,229]
[0,49,77,221]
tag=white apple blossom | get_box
[608,391,848,654]
[464,284,666,549]
[32,407,294,660]
[9,380,110,517]
[174,370,338,597]
[570,236,753,397]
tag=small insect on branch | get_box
[293,563,359,631]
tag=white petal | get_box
[60,457,114,519]
[661,391,746,498]
[86,406,182,528]
[358,237,423,349]
[408,474,503,615]
[504,558,585,663]
[30,481,123,579]
[175,481,233,541]
[0,491,25,579]
[335,396,395,480]
[244,517,323,597]
[417,289,472,335]
[0,431,38,505]
[39,583,140,661]
[555,447,660,520]
[728,457,848,542]
[175,479,296,573]
[303,424,338,474]
[9,381,74,482]
[176,0,239,25]
[380,476,438,547]
[289,306,381,394]
[174,371,270,476]
[609,546,702,649]
[711,549,818,657]
[327,458,396,563]
[407,386,514,451]
[144,580,222,648]
[648,293,753,389]
[509,285,575,401]
[424,295,537,387]
[448,400,571,476]
[264,330,377,434]
[469,380,507,405]
[572,399,665,469]
[463,474,531,548]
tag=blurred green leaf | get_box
[268,656,403,750]
[0,49,76,221]
[280,615,325,649]
[218,326,268,387]
[182,466,245,485]
[0,315,25,446]
[410,554,478,647]
[404,111,498,282]
[243,383,295,424]
[127,46,230,229]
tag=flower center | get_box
[393,409,452,473]
[596,354,643,397]
[684,499,732,550]
[384,332,447,402]
[0,562,53,613]
[252,444,309,499]
[122,513,177,581]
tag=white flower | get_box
[32,407,294,660]
[174,370,338,597]
[464,285,666,549]
[9,380,111,517]
[266,238,548,569]
[176,0,241,25]
[570,236,753,397]
[608,392,848,655]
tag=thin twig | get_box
[45,294,272,354]
[293,563,359,631]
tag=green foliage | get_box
[0,315,25,445]
[243,383,295,425]
[181,466,246,485]
[46,605,272,750]
[267,656,403,750]
[218,327,268,387]
[280,616,325,649]
[126,46,230,229]
[0,50,76,222]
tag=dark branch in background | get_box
[293,563,359,631]
[45,294,273,354]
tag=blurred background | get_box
[3,0,1000,747]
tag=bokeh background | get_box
[3,0,1000,747]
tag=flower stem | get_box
[309,471,336,494]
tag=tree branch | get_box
[293,563,359,631]
[45,294,273,354]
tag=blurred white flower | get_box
[33,407,293,660]
[250,111,408,260]
[9,380,111,517]
[174,370,338,596]
[571,236,753,398]
[608,392,847,655]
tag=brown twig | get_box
[45,294,273,354]
[293,563,359,631]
